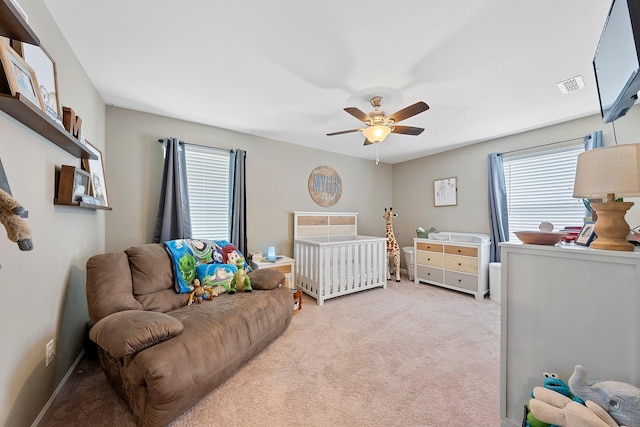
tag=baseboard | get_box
[31,350,85,427]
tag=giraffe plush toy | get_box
[383,207,401,282]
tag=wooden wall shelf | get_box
[53,200,112,210]
[0,0,39,45]
[0,93,97,159]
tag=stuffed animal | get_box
[229,257,251,293]
[569,364,640,427]
[526,372,584,427]
[0,188,33,251]
[188,279,206,305]
[529,386,621,427]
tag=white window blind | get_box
[184,144,230,240]
[503,144,586,241]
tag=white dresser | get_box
[499,242,640,427]
[413,238,490,300]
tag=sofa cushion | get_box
[90,310,184,358]
[126,244,189,312]
[126,243,174,294]
[248,268,285,290]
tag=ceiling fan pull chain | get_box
[376,144,380,165]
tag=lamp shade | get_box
[363,125,391,143]
[573,144,640,199]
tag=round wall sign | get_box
[308,165,342,207]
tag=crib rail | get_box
[294,236,387,305]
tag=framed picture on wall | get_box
[0,39,44,112]
[81,141,109,207]
[11,40,63,126]
[434,177,457,207]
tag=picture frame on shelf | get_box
[56,165,89,205]
[575,221,596,246]
[10,40,63,127]
[434,177,457,207]
[0,39,44,112]
[81,141,109,207]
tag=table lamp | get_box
[573,144,640,251]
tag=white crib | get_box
[293,211,387,305]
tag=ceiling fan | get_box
[327,96,429,145]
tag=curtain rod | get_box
[500,136,584,155]
[157,138,233,154]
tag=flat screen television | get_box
[593,0,640,123]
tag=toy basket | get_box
[416,231,429,238]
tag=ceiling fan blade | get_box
[387,101,429,123]
[391,125,425,136]
[326,129,361,136]
[344,107,371,123]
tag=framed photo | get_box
[575,222,596,246]
[11,40,63,126]
[434,177,457,207]
[0,39,44,111]
[82,141,109,207]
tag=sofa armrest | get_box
[248,268,285,290]
[89,310,184,358]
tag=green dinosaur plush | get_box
[229,257,252,293]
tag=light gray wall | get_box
[0,0,105,425]
[4,2,640,425]
[391,106,640,267]
[105,107,393,256]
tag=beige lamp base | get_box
[590,201,635,251]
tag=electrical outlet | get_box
[45,339,54,367]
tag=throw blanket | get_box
[164,239,249,293]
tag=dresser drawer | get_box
[416,242,443,252]
[416,251,443,268]
[444,271,478,291]
[444,255,478,274]
[269,264,292,274]
[444,245,477,257]
[416,265,444,283]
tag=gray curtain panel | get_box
[229,149,247,256]
[488,152,509,262]
[152,138,192,243]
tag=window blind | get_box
[184,144,230,240]
[503,145,586,241]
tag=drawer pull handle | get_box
[458,279,462,282]
[458,263,462,266]
[458,249,461,253]
[427,258,431,261]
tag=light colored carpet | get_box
[39,276,500,426]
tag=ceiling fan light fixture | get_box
[363,125,391,143]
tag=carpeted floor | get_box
[38,275,501,426]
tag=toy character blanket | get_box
[164,239,249,293]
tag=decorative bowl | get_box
[514,231,565,245]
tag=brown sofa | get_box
[85,243,293,426]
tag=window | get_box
[503,144,586,241]
[184,144,230,240]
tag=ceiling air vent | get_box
[557,76,585,94]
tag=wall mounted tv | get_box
[593,0,640,123]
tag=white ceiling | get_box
[43,0,612,164]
